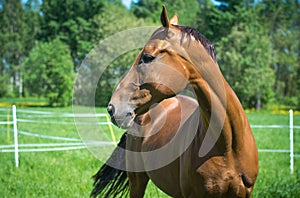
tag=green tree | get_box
[0,74,9,97]
[258,0,299,106]
[217,7,275,109]
[24,39,74,106]
[40,0,105,69]
[196,0,234,41]
[0,0,39,97]
[131,0,199,27]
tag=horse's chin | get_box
[120,113,146,130]
[110,113,135,130]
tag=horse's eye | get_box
[139,53,155,64]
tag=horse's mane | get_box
[173,25,217,63]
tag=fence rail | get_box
[0,105,299,172]
[0,105,116,167]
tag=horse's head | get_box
[108,6,216,129]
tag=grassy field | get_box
[0,106,299,197]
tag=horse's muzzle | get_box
[107,103,135,129]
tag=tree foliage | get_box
[0,0,299,108]
[217,6,275,109]
[23,39,74,106]
[132,0,199,27]
[196,0,234,41]
[40,0,105,69]
[0,0,40,96]
[258,0,300,106]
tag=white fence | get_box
[251,109,300,173]
[0,105,299,172]
[0,105,116,167]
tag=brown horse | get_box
[92,6,258,198]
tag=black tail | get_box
[91,133,129,198]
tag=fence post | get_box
[105,115,117,147]
[7,110,10,142]
[12,105,19,167]
[289,109,294,173]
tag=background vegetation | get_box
[0,0,299,108]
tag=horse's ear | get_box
[170,14,178,25]
[161,5,170,28]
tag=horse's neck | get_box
[187,47,247,153]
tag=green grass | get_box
[247,112,300,197]
[0,106,299,197]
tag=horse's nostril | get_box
[107,104,115,117]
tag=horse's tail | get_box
[91,133,129,198]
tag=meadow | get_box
[0,105,299,198]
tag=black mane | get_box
[173,25,217,63]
